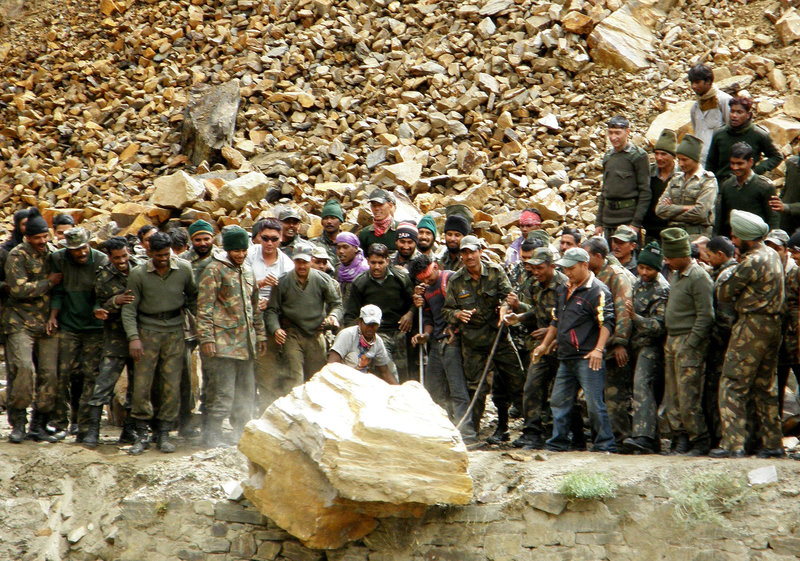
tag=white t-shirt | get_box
[245,243,295,299]
[331,326,390,372]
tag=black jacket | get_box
[550,273,615,361]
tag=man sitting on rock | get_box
[329,304,397,385]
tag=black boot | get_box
[8,409,27,444]
[27,411,59,443]
[118,411,137,444]
[178,413,201,438]
[157,428,176,453]
[82,405,103,449]
[670,433,690,455]
[128,421,150,455]
[486,406,509,445]
[203,416,227,449]
[622,436,656,454]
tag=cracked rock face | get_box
[238,363,472,550]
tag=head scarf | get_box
[730,210,769,241]
[336,232,369,282]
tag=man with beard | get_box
[310,199,343,268]
[358,189,398,252]
[437,213,471,272]
[416,215,439,258]
[390,222,421,270]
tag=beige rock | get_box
[477,17,496,39]
[448,183,492,210]
[529,186,566,221]
[760,116,800,147]
[216,172,271,211]
[111,202,151,229]
[768,68,787,92]
[776,8,800,45]
[645,100,694,146]
[151,171,206,209]
[562,11,594,35]
[784,95,800,119]
[587,2,664,72]
[239,363,471,550]
[221,146,246,169]
[377,162,423,188]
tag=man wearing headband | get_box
[335,232,369,302]
[505,209,542,265]
[712,211,784,459]
[391,222,421,270]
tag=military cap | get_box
[607,115,630,129]
[311,245,330,260]
[279,207,302,221]
[610,225,638,243]
[64,227,90,250]
[765,229,789,247]
[660,228,691,258]
[525,247,554,266]
[459,235,481,251]
[555,247,590,267]
[368,188,396,204]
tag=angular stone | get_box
[181,80,241,166]
[216,172,270,211]
[253,541,281,561]
[221,146,245,169]
[760,116,800,147]
[280,541,325,561]
[562,11,594,35]
[449,183,492,210]
[529,187,566,221]
[377,162,423,188]
[479,0,513,16]
[111,202,151,229]
[768,536,800,556]
[645,100,694,146]
[238,363,471,550]
[477,17,496,39]
[214,503,267,525]
[151,171,206,209]
[776,8,800,45]
[587,2,666,72]
[528,492,567,516]
[767,68,787,92]
[785,95,800,119]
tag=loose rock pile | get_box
[1,0,800,250]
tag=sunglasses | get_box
[260,235,280,242]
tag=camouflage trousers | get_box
[663,334,708,443]
[630,345,663,441]
[379,330,409,383]
[203,356,255,432]
[719,315,783,451]
[54,330,104,429]
[88,354,134,408]
[703,334,729,447]
[130,328,185,425]
[5,330,59,414]
[521,353,560,436]
[605,352,633,443]
[462,335,524,431]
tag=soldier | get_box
[335,232,369,302]
[595,116,651,239]
[310,245,333,274]
[701,236,738,449]
[121,232,198,455]
[416,215,439,258]
[3,210,62,443]
[52,214,76,243]
[197,226,267,447]
[438,213,471,272]
[768,147,800,234]
[390,222,421,270]
[706,97,782,184]
[688,64,732,164]
[559,227,582,254]
[610,225,639,277]
[660,228,714,455]
[644,129,678,244]
[49,227,109,441]
[343,243,414,382]
[83,237,139,448]
[620,242,669,454]
[266,244,343,391]
[532,247,617,453]
[505,247,570,449]
[135,224,157,257]
[773,230,800,419]
[310,199,343,267]
[506,209,542,265]
[711,211,785,458]
[715,142,779,237]
[278,208,303,258]
[582,237,635,444]
[408,254,478,445]
[655,134,718,240]
[328,305,397,385]
[442,235,525,443]
[358,189,398,252]
[169,228,189,254]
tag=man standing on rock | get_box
[310,199,343,268]
[49,227,109,442]
[643,129,677,244]
[358,189,398,252]
[711,211,785,459]
[660,228,714,456]
[688,64,731,165]
[437,213,471,272]
[278,208,303,259]
[595,116,650,240]
[442,235,524,444]
[122,232,197,455]
[655,134,718,240]
[532,247,617,453]
[197,226,266,447]
[4,211,62,443]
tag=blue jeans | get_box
[546,358,616,452]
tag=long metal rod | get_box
[418,306,425,385]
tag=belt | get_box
[139,309,183,320]
[605,198,637,210]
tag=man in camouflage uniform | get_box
[654,134,718,240]
[661,228,714,455]
[49,227,109,442]
[83,237,140,448]
[779,231,800,419]
[442,236,525,443]
[712,210,785,458]
[278,207,303,258]
[621,242,669,454]
[702,236,738,448]
[437,213,471,272]
[122,232,198,455]
[197,226,267,447]
[610,225,639,277]
[507,247,569,449]
[3,211,62,443]
[583,237,635,443]
[310,199,343,268]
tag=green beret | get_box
[638,241,663,270]
[654,129,678,156]
[660,228,691,258]
[222,226,249,251]
[321,199,344,222]
[676,134,703,163]
[417,214,437,239]
[188,220,214,239]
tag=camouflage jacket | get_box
[520,270,568,351]
[95,261,134,356]
[196,253,266,360]
[437,250,463,273]
[3,241,55,335]
[718,244,784,316]
[179,246,218,339]
[711,258,738,343]
[390,248,421,272]
[654,168,718,235]
[310,233,340,268]
[442,261,512,348]
[507,263,535,349]
[596,258,634,348]
[630,273,669,349]
[783,264,800,358]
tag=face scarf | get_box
[373,215,393,237]
[337,246,369,283]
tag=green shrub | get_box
[670,472,751,526]
[559,470,617,500]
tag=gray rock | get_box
[181,79,241,166]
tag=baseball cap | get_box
[311,245,329,260]
[292,243,313,262]
[555,247,590,268]
[525,247,554,266]
[368,188,396,204]
[64,227,90,250]
[279,208,302,221]
[459,235,481,251]
[359,304,382,325]
[765,229,789,247]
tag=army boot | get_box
[486,406,510,445]
[8,409,27,444]
[82,405,103,449]
[27,411,59,443]
[118,410,137,444]
[156,428,176,454]
[128,421,151,455]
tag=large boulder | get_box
[776,8,800,45]
[645,100,694,146]
[760,116,800,148]
[216,172,271,211]
[238,363,472,550]
[150,171,206,209]
[181,79,241,166]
